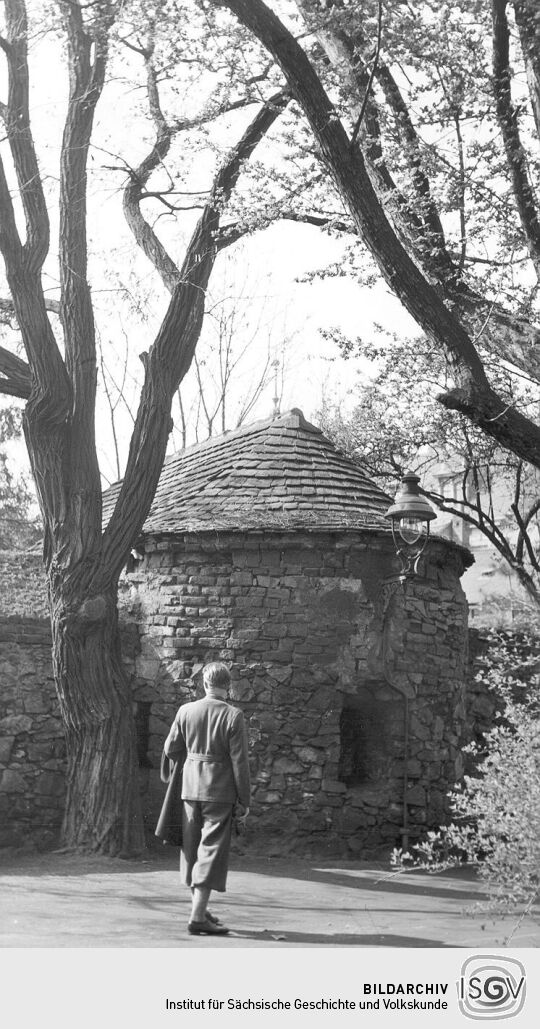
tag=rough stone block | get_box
[0,737,15,764]
[314,794,342,808]
[256,791,282,804]
[406,784,426,806]
[0,769,26,792]
[294,746,325,765]
[273,756,303,774]
[267,665,293,684]
[270,648,295,662]
[0,714,32,735]
[340,809,371,833]
[22,694,50,715]
[35,772,65,797]
[251,712,278,732]
[321,779,347,794]
[230,682,255,702]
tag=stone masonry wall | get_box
[0,553,65,849]
[120,529,469,857]
[0,616,65,850]
[0,537,470,855]
[0,550,49,617]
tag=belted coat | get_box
[163,696,251,808]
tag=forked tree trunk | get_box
[0,0,289,854]
[50,586,144,855]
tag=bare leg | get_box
[190,885,211,923]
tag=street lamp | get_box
[382,470,437,853]
[384,470,436,579]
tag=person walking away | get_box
[163,662,250,935]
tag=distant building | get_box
[426,462,539,628]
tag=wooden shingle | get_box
[102,409,393,534]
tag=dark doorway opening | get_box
[338,694,395,786]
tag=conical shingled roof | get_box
[102,409,393,535]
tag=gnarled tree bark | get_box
[0,0,288,852]
[293,0,540,384]
[212,0,540,470]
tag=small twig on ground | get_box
[503,888,540,947]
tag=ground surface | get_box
[1,846,538,949]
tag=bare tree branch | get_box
[293,2,540,383]
[0,0,70,440]
[122,24,285,292]
[2,0,50,272]
[122,20,187,294]
[513,461,540,572]
[511,498,540,576]
[453,112,467,275]
[493,0,540,275]
[360,55,540,380]
[0,294,61,321]
[349,0,382,150]
[176,386,187,449]
[514,0,540,140]
[102,87,291,579]
[440,483,540,600]
[376,61,455,281]
[428,490,513,561]
[423,469,540,603]
[296,0,450,279]
[0,344,31,398]
[212,0,540,469]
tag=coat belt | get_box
[186,752,225,762]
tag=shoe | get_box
[205,910,223,926]
[188,918,230,936]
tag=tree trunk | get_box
[51,585,144,855]
[215,0,540,470]
[0,3,289,854]
[512,565,540,612]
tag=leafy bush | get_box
[393,633,540,914]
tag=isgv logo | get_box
[458,955,526,1020]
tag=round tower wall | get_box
[121,528,469,857]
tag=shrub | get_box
[393,632,540,914]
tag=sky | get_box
[0,2,505,513]
[0,10,420,487]
[16,0,529,497]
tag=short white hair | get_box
[203,662,231,691]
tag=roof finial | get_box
[271,358,281,419]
